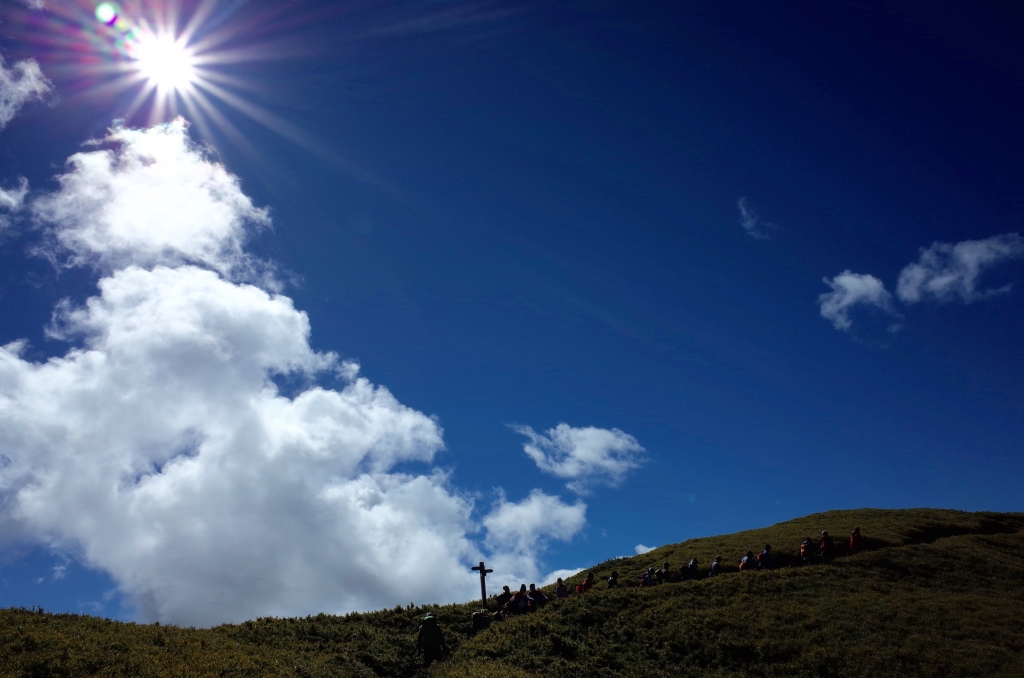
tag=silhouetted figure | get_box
[849,527,863,553]
[555,578,569,599]
[505,584,533,615]
[417,614,447,666]
[528,583,549,607]
[800,537,816,565]
[709,555,723,577]
[607,571,619,588]
[758,544,774,570]
[680,558,700,581]
[819,530,835,563]
[657,561,672,584]
[639,567,655,587]
[739,550,756,571]
[495,585,512,608]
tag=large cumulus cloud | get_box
[0,119,591,625]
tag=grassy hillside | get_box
[2,508,1022,677]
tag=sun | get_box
[131,31,197,93]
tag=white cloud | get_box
[818,270,898,331]
[0,119,585,626]
[513,423,644,494]
[31,119,271,282]
[896,234,1024,303]
[737,197,775,240]
[0,177,29,233]
[0,56,51,130]
[0,177,29,212]
[634,544,654,554]
[482,490,586,587]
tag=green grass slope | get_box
[2,508,1022,678]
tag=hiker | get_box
[799,537,816,565]
[758,544,774,570]
[576,572,594,594]
[739,550,756,571]
[495,585,513,608]
[639,567,654,587]
[417,613,447,666]
[512,584,535,615]
[819,530,835,563]
[471,610,491,634]
[680,558,700,581]
[528,583,549,607]
[708,555,723,577]
[503,585,533,616]
[657,561,673,584]
[607,571,619,588]
[849,527,863,553]
[555,578,569,599]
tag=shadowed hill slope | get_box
[1,508,1022,677]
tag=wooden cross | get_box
[471,561,493,610]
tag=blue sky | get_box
[0,0,1022,624]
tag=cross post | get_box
[471,561,493,610]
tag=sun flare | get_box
[131,32,196,92]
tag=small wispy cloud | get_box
[635,544,655,555]
[512,423,645,495]
[897,233,1024,304]
[0,56,52,130]
[818,270,899,332]
[737,197,776,240]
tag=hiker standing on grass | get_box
[607,571,619,588]
[555,578,569,599]
[639,567,655,587]
[528,583,549,607]
[505,584,533,615]
[800,537,815,565]
[681,558,700,580]
[658,561,673,584]
[849,527,863,553]
[495,585,512,608]
[739,551,756,571]
[576,572,594,594]
[417,613,447,666]
[758,544,774,570]
[819,530,835,563]
[709,555,723,577]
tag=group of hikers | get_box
[417,526,865,665]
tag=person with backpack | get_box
[607,571,619,588]
[738,551,756,571]
[495,585,512,609]
[758,544,774,570]
[417,613,447,666]
[799,537,816,565]
[505,584,533,615]
[849,527,863,553]
[528,583,549,608]
[819,530,835,563]
[709,555,723,577]
[657,561,673,584]
[555,578,568,599]
[575,572,594,594]
[638,567,654,587]
[680,558,700,581]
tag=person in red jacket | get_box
[849,526,863,553]
[575,571,594,594]
[818,530,835,563]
